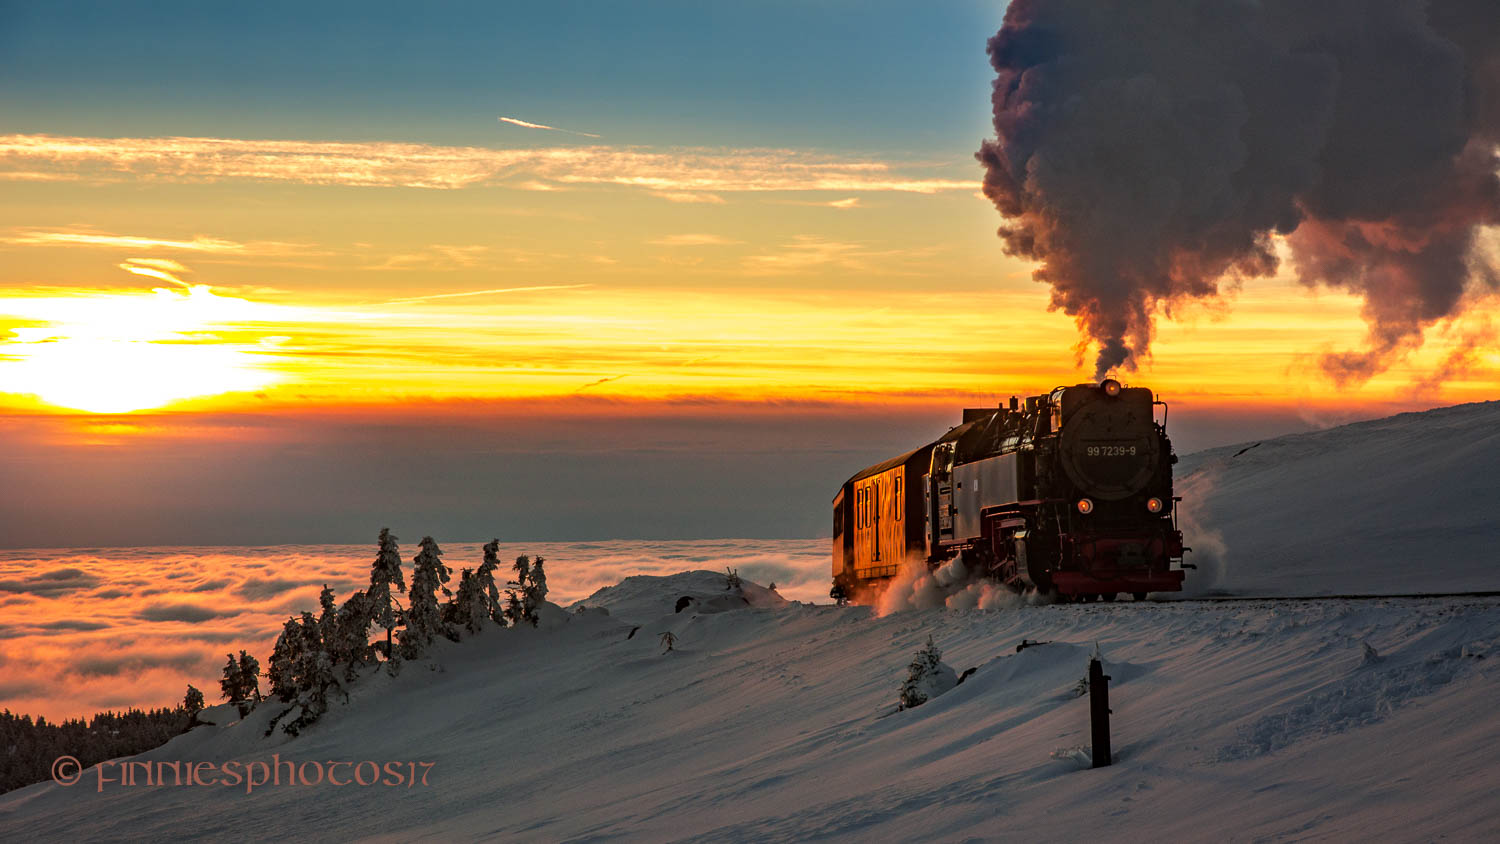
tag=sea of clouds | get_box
[0,538,830,721]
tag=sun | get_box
[0,283,279,413]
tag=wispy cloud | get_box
[0,134,976,194]
[575,374,627,392]
[380,284,592,305]
[651,191,726,204]
[369,244,491,271]
[4,230,249,252]
[119,259,191,287]
[498,116,603,139]
[647,234,742,247]
[121,258,188,272]
[770,197,862,209]
[3,228,315,256]
[741,235,939,275]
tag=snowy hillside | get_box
[4,401,1500,840]
[3,574,1498,841]
[1175,400,1500,597]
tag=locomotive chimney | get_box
[1009,396,1019,412]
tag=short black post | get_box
[1089,657,1112,768]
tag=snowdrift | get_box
[4,570,1498,842]
[1176,400,1500,597]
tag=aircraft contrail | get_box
[498,116,602,139]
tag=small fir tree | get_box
[724,567,742,591]
[660,631,677,653]
[333,590,376,678]
[219,654,243,703]
[898,636,956,711]
[448,568,490,634]
[477,539,504,624]
[183,685,205,717]
[236,650,261,703]
[508,555,538,626]
[504,590,525,627]
[401,536,453,657]
[366,528,406,663]
[317,584,338,645]
[525,556,549,619]
[266,617,303,702]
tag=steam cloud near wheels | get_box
[978,0,1500,383]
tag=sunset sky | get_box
[3,1,1497,548]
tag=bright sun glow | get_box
[0,283,279,413]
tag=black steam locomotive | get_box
[831,379,1187,603]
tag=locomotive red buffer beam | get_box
[1051,569,1185,597]
[1052,533,1186,597]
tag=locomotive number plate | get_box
[1087,445,1137,457]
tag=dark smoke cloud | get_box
[978,0,1500,382]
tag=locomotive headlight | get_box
[1076,498,1094,514]
[1146,497,1164,513]
[1101,378,1122,397]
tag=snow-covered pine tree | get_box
[366,527,406,664]
[282,611,342,736]
[524,556,549,621]
[401,536,453,657]
[448,568,490,634]
[266,617,303,702]
[236,650,262,703]
[478,539,504,624]
[504,589,524,627]
[508,554,535,625]
[317,584,337,646]
[898,635,957,711]
[333,590,375,679]
[445,568,469,629]
[183,685,205,717]
[219,653,243,703]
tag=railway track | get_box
[1142,590,1500,604]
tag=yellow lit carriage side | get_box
[853,465,904,580]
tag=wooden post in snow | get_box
[1089,657,1112,768]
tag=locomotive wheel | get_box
[1101,592,1117,602]
[1132,592,1147,601]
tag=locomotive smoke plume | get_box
[978,0,1500,382]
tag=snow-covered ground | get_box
[3,578,1497,841]
[3,401,1499,840]
[1175,399,1500,597]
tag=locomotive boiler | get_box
[830,379,1187,603]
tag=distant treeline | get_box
[0,705,191,794]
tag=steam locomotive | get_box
[830,379,1187,603]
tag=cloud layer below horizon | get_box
[0,540,831,721]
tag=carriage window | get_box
[894,476,903,520]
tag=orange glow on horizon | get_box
[2,267,1495,418]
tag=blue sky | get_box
[0,1,1004,151]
